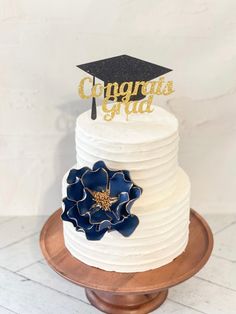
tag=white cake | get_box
[62,105,190,272]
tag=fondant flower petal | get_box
[104,210,119,223]
[125,186,142,214]
[62,197,75,212]
[92,160,107,171]
[90,210,111,224]
[61,204,78,228]
[110,192,129,220]
[67,167,89,184]
[67,206,92,230]
[93,160,117,179]
[109,172,133,197]
[122,170,131,182]
[84,225,108,241]
[67,179,86,201]
[97,220,112,231]
[77,190,95,215]
[82,168,108,192]
[77,215,92,230]
[114,215,139,237]
[88,205,101,216]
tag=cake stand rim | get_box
[40,208,213,294]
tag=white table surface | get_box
[0,214,235,314]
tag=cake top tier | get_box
[76,106,178,145]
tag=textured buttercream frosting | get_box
[62,105,191,272]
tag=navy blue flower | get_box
[61,161,142,241]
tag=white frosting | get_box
[76,106,178,145]
[62,106,191,272]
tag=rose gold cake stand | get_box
[40,208,213,314]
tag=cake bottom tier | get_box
[62,167,190,272]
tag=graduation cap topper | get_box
[77,55,174,121]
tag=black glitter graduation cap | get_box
[77,55,172,120]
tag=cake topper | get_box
[77,55,174,121]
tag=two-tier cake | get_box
[61,105,190,272]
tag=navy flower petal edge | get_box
[93,160,132,182]
[67,205,92,231]
[84,226,108,241]
[125,186,142,214]
[66,167,90,184]
[61,161,142,241]
[76,190,94,215]
[67,179,86,202]
[109,172,133,197]
[110,192,129,220]
[93,161,117,179]
[82,168,108,192]
[114,215,139,237]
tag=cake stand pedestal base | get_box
[40,209,213,314]
[86,288,168,314]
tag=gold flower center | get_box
[92,190,116,211]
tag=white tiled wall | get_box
[0,0,235,215]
